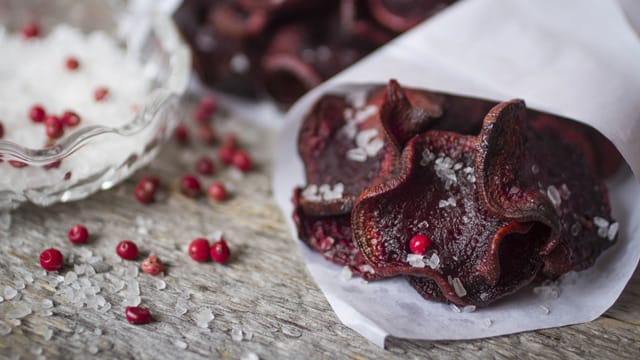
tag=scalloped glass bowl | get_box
[0,0,190,210]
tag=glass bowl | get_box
[0,0,190,210]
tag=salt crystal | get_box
[559,271,580,285]
[353,105,378,123]
[6,303,32,319]
[531,164,540,174]
[358,264,375,274]
[193,308,215,328]
[0,323,11,336]
[420,149,436,166]
[346,148,367,162]
[341,121,358,139]
[462,305,476,313]
[533,282,560,299]
[91,262,112,273]
[175,301,188,316]
[125,265,139,278]
[23,273,34,283]
[593,216,609,228]
[449,277,467,297]
[340,267,353,281]
[110,278,125,292]
[231,328,244,342]
[98,302,111,313]
[483,319,493,328]
[360,279,369,285]
[74,264,87,275]
[449,304,461,313]
[241,352,260,360]
[355,128,379,149]
[407,254,425,268]
[76,248,93,261]
[365,138,384,157]
[301,185,320,201]
[560,184,571,200]
[230,53,250,73]
[424,253,440,270]
[608,222,619,241]
[88,345,99,354]
[41,299,54,309]
[3,287,17,300]
[128,280,140,296]
[155,279,167,290]
[41,310,53,317]
[597,226,608,238]
[546,185,562,207]
[174,340,188,349]
[539,305,550,315]
[434,157,457,189]
[94,328,103,336]
[438,197,456,208]
[347,90,367,109]
[0,296,3,303]
[123,296,141,307]
[13,280,25,290]
[64,271,78,285]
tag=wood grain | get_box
[0,102,639,360]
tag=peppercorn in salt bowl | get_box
[0,0,190,210]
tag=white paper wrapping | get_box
[273,0,640,347]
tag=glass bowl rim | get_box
[0,12,191,166]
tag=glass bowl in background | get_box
[0,0,190,210]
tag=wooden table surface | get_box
[1,99,639,360]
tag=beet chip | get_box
[293,79,619,307]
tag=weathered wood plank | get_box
[0,102,638,359]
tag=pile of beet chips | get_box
[174,0,456,105]
[293,80,622,307]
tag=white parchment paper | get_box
[273,0,640,347]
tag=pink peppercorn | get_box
[195,157,215,175]
[68,225,89,244]
[231,150,252,172]
[21,21,40,39]
[125,306,152,324]
[45,115,64,139]
[40,248,63,271]
[94,87,109,101]
[409,234,431,255]
[188,238,210,262]
[140,255,163,275]
[65,56,80,71]
[61,111,81,127]
[116,240,139,260]
[210,238,230,264]
[29,104,46,123]
[207,182,227,201]
[180,174,202,198]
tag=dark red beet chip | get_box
[292,188,383,281]
[293,80,618,307]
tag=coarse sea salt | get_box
[0,24,151,191]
